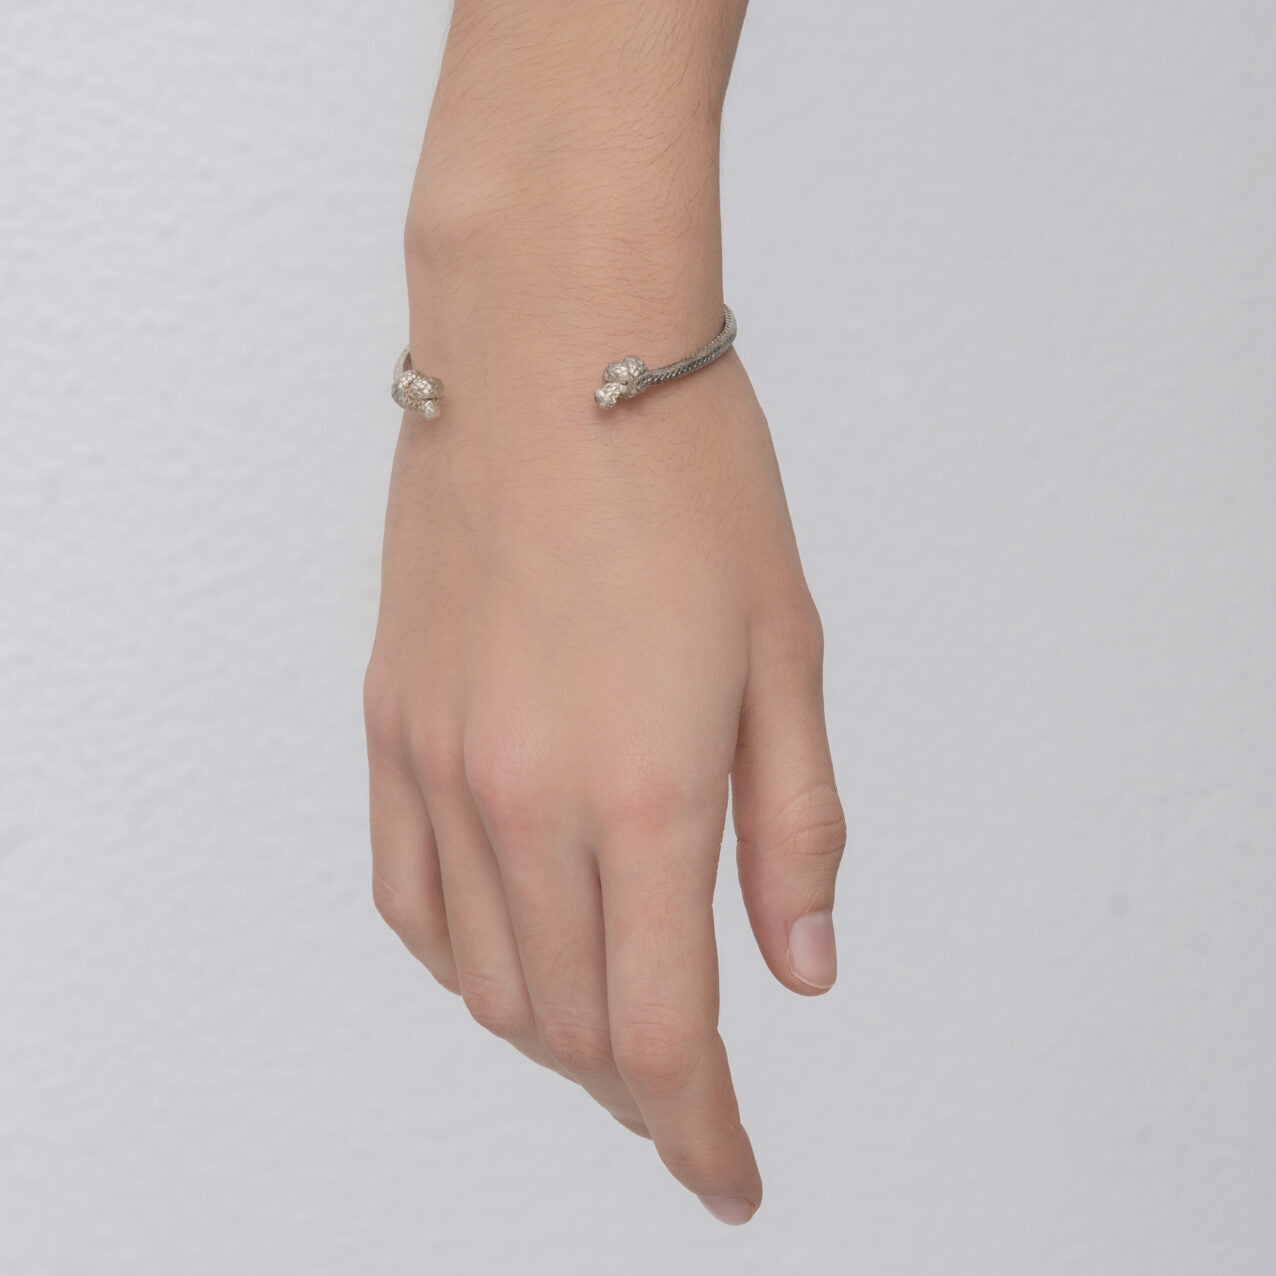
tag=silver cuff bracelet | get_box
[390,304,736,421]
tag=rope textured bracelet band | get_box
[594,304,737,408]
[389,304,736,420]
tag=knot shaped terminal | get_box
[590,306,736,411]
[391,349,443,420]
[594,356,649,410]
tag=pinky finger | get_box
[369,755,459,993]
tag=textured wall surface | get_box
[2,1,1274,1272]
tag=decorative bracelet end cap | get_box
[594,357,649,410]
[391,349,443,420]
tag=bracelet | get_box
[390,303,736,420]
[390,348,443,420]
[594,304,737,409]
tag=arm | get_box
[366,0,845,1224]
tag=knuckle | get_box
[371,876,457,991]
[656,1139,740,1194]
[540,1015,613,1076]
[464,719,556,841]
[613,1006,706,1095]
[362,658,402,753]
[763,592,826,672]
[799,599,826,663]
[371,871,422,940]
[773,781,847,864]
[459,974,531,1041]
[409,722,465,798]
[592,764,698,835]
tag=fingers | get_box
[731,599,847,994]
[416,735,563,1075]
[365,684,458,992]
[462,720,651,1135]
[599,806,763,1223]
[478,821,651,1135]
[369,685,765,1213]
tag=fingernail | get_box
[698,1195,755,1226]
[788,911,837,990]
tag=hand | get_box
[364,1,845,1225]
[366,311,844,1225]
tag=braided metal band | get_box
[391,348,443,420]
[392,307,735,418]
[594,304,737,409]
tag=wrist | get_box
[398,0,745,418]
[404,153,723,300]
[403,149,726,406]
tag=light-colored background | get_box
[2,1,1273,1271]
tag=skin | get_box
[365,0,846,1226]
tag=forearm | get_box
[404,1,749,391]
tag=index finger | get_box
[599,810,763,1225]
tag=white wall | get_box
[2,1,1273,1271]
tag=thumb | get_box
[731,605,846,995]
